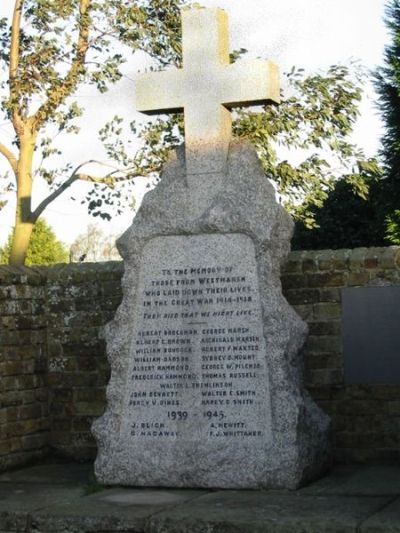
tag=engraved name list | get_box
[120,234,271,447]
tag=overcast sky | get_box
[0,0,390,245]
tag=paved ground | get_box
[0,462,399,532]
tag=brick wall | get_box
[0,246,399,470]
[45,263,122,460]
[0,267,49,471]
[282,247,400,463]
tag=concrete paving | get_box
[0,462,399,532]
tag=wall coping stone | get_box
[0,246,398,279]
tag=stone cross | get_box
[135,8,280,177]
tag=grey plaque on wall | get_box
[342,286,400,384]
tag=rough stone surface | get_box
[92,141,330,489]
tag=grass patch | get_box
[82,473,106,495]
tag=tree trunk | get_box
[9,221,35,265]
[8,130,36,265]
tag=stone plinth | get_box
[92,141,330,489]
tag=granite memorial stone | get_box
[92,7,330,489]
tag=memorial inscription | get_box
[120,233,271,447]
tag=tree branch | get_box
[76,164,158,185]
[31,160,159,220]
[0,142,18,174]
[9,0,23,93]
[32,161,89,220]
[32,0,91,132]
[9,0,24,134]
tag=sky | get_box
[0,0,390,246]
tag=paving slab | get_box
[147,491,390,533]
[29,488,207,533]
[0,462,92,485]
[0,482,83,513]
[0,482,83,533]
[0,465,208,533]
[361,496,400,533]
[0,462,399,533]
[300,465,400,497]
